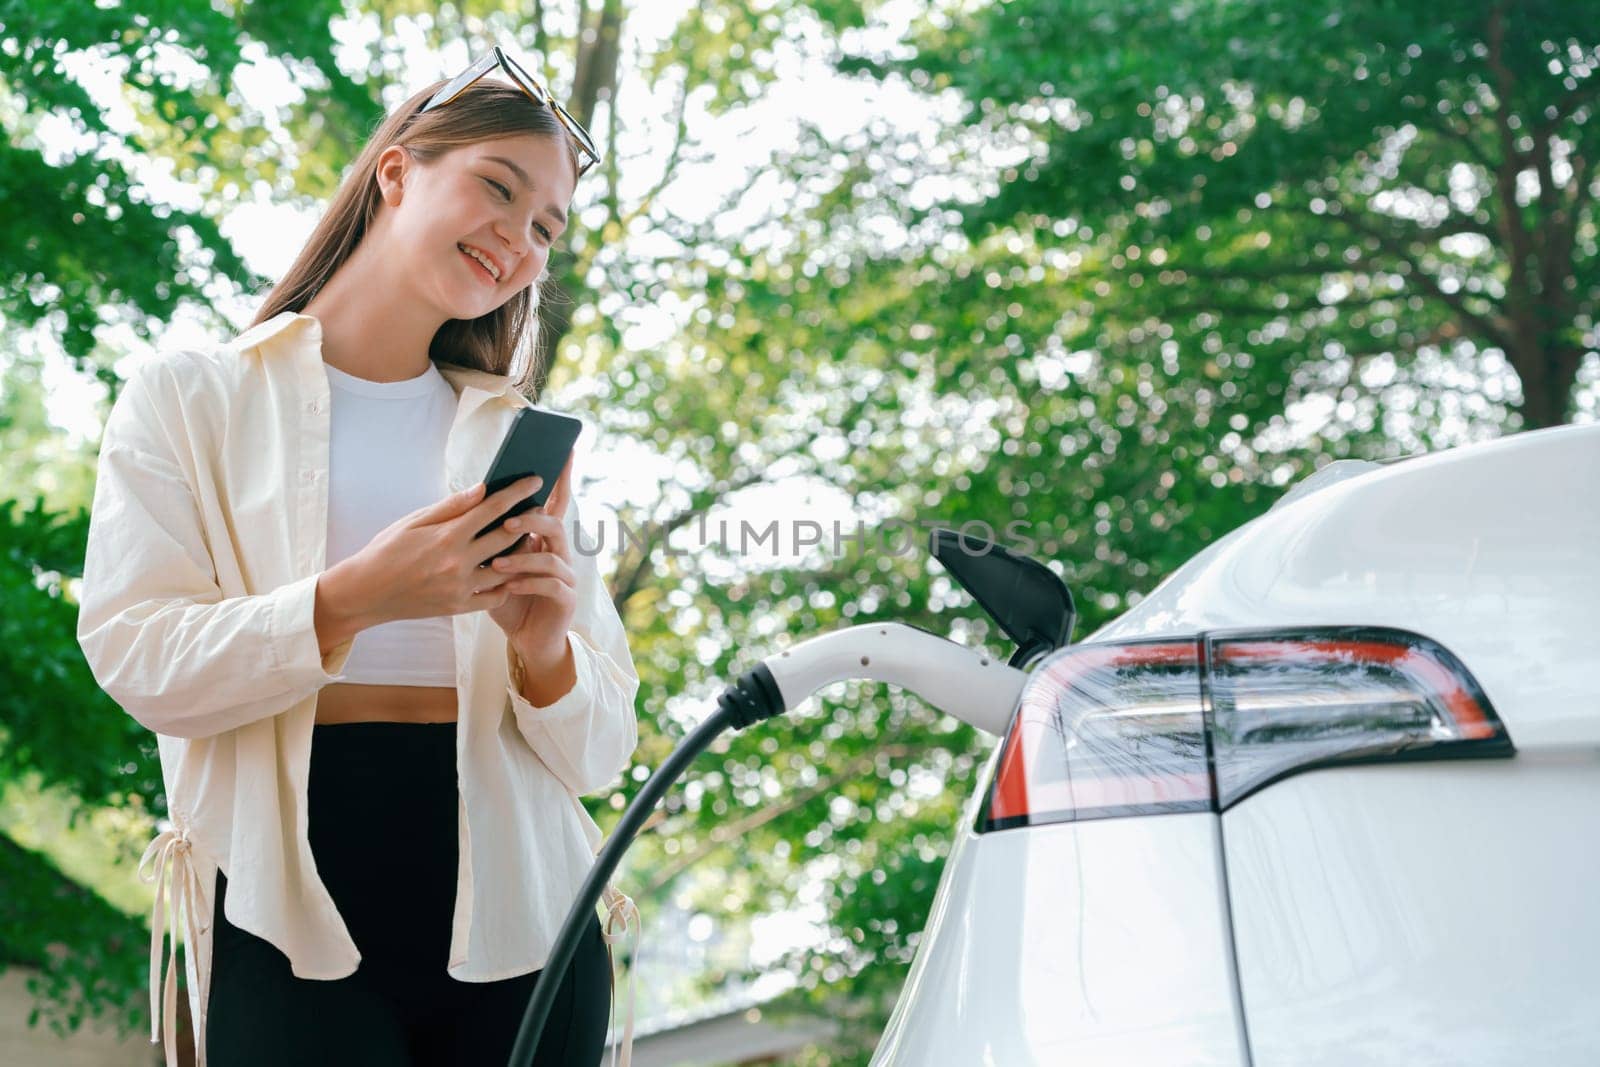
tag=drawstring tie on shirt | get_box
[599,882,641,1067]
[139,824,211,1067]
[139,819,632,1067]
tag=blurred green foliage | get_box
[0,831,150,1040]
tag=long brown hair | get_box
[251,78,580,399]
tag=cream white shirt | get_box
[75,311,640,1067]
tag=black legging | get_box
[206,720,611,1066]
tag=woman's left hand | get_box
[486,453,578,663]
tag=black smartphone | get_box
[475,406,584,565]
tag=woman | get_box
[75,47,639,1067]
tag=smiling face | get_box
[371,133,578,320]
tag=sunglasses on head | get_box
[420,46,601,177]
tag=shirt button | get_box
[306,399,323,414]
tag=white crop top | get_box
[322,359,458,686]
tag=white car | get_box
[873,423,1600,1066]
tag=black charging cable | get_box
[506,662,785,1065]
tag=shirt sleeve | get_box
[506,495,640,796]
[75,359,354,741]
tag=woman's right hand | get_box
[343,475,545,625]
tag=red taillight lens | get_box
[986,641,1209,830]
[1207,630,1506,809]
[981,627,1511,831]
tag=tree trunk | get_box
[532,0,624,399]
[1511,342,1584,429]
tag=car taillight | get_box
[985,641,1209,830]
[981,627,1511,831]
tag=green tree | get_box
[615,3,1600,1059]
[0,0,375,372]
[1,2,374,1051]
[860,0,1599,434]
